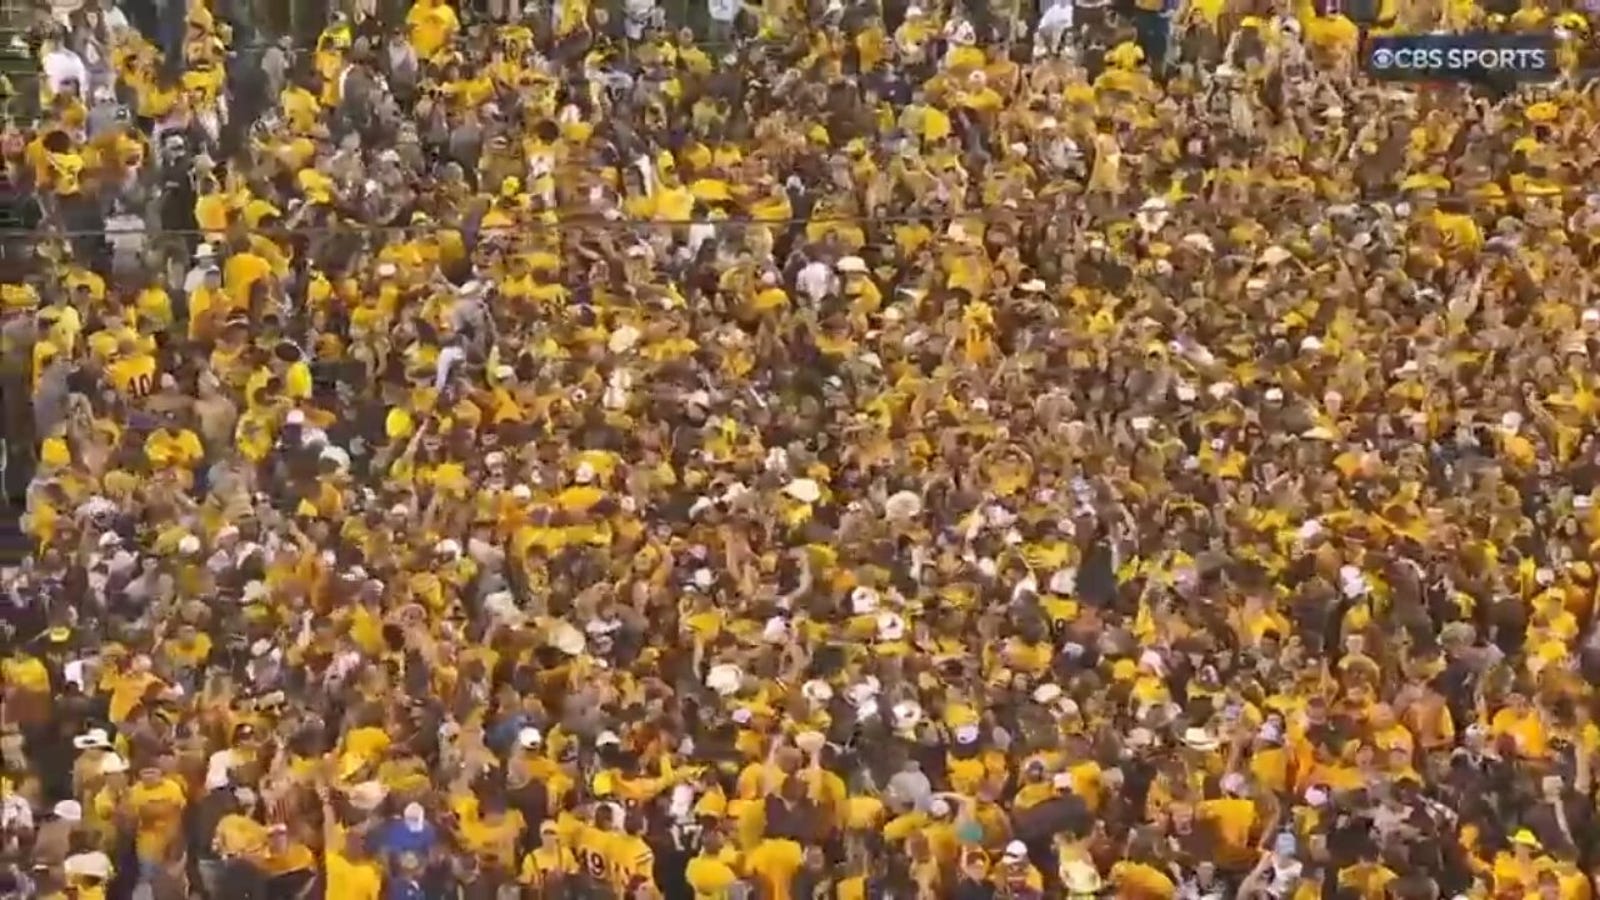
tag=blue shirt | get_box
[384,877,426,900]
[487,714,529,755]
[375,819,438,859]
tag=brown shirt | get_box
[32,819,74,865]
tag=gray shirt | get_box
[33,361,72,438]
[260,46,290,97]
[448,122,483,173]
[1,316,35,377]
[386,41,419,91]
[885,766,932,812]
[105,213,144,264]
[337,66,380,137]
[85,100,123,139]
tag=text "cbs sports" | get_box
[1365,33,1559,83]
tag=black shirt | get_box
[1522,791,1592,856]
[952,879,997,900]
[189,789,238,862]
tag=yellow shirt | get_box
[746,839,804,900]
[223,251,273,309]
[187,284,226,339]
[145,429,203,469]
[1491,708,1548,757]
[1184,0,1225,26]
[127,777,187,861]
[280,86,320,133]
[1,655,49,691]
[686,854,740,899]
[213,813,269,858]
[134,286,174,331]
[553,817,625,884]
[607,832,657,892]
[326,850,382,900]
[48,152,84,195]
[459,809,525,868]
[519,845,578,887]
[342,726,391,762]
[407,1,460,57]
[260,842,316,876]
[1338,863,1398,900]
[195,192,231,234]
[1197,797,1258,864]
[108,354,158,398]
[107,670,162,722]
[1111,861,1177,898]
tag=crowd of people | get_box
[3,0,1600,896]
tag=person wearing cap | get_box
[519,819,579,893]
[319,780,383,900]
[105,330,158,399]
[125,762,188,875]
[210,788,274,887]
[743,752,813,897]
[683,825,745,899]
[186,262,227,343]
[1489,690,1549,759]
[19,0,1600,893]
[1489,829,1554,897]
[31,799,81,867]
[374,802,439,868]
[1199,770,1261,872]
[453,788,529,885]
[993,839,1045,895]
[1108,831,1177,899]
[384,850,430,900]
[0,641,54,735]
[1336,839,1398,899]
[572,799,661,898]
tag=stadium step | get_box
[0,176,19,231]
[0,508,28,568]
[0,0,26,48]
[0,0,34,119]
[0,372,28,568]
[0,0,22,32]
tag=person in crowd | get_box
[4,0,1600,896]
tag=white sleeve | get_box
[434,346,465,390]
[44,56,65,92]
[634,155,657,197]
[0,795,32,831]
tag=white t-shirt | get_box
[1266,860,1303,898]
[623,0,659,38]
[434,345,466,390]
[105,214,144,264]
[43,47,88,94]
[797,261,836,303]
[1037,0,1075,52]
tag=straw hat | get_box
[1062,861,1103,892]
[706,664,744,696]
[783,479,822,503]
[1182,727,1221,752]
[548,621,587,656]
[348,781,389,812]
[607,325,641,354]
[884,491,923,521]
